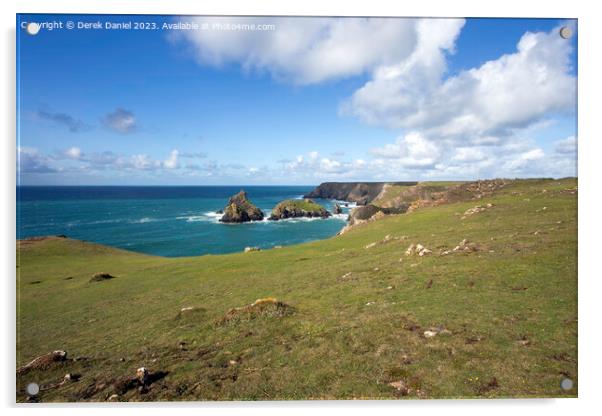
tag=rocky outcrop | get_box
[347,204,409,226]
[304,182,418,205]
[268,199,331,221]
[337,204,409,235]
[334,203,342,214]
[220,190,264,223]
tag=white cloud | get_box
[17,147,58,174]
[452,147,487,163]
[172,17,425,85]
[130,154,160,170]
[370,132,441,169]
[65,147,83,159]
[163,149,180,169]
[555,135,577,154]
[345,23,576,143]
[503,148,545,172]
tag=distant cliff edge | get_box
[303,182,418,205]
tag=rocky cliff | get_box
[304,182,418,205]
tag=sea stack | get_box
[219,190,264,223]
[268,199,331,221]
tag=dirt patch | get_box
[112,368,169,397]
[475,377,499,395]
[551,352,574,362]
[89,272,116,282]
[387,369,424,397]
[217,297,294,325]
[401,316,421,332]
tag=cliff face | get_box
[303,182,418,205]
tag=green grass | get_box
[16,178,577,401]
[275,199,327,212]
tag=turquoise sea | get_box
[16,186,352,257]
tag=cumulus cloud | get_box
[35,108,90,132]
[17,147,58,173]
[281,151,370,180]
[452,147,487,163]
[102,108,137,134]
[555,135,577,154]
[130,154,160,170]
[171,16,422,85]
[65,147,83,159]
[163,149,180,169]
[370,132,441,169]
[503,148,545,171]
[344,23,576,142]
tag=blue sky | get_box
[17,15,577,185]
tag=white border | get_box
[2,1,600,415]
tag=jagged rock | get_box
[220,190,264,223]
[463,203,494,217]
[136,367,149,385]
[418,248,432,256]
[268,199,331,220]
[450,239,480,253]
[405,243,431,257]
[90,272,116,282]
[17,350,68,374]
[334,203,342,214]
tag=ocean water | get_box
[16,186,354,257]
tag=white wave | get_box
[131,217,156,224]
[331,213,349,221]
[177,211,224,223]
[204,211,224,219]
[185,216,207,222]
[333,200,357,209]
[87,219,123,225]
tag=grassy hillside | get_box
[16,178,577,401]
